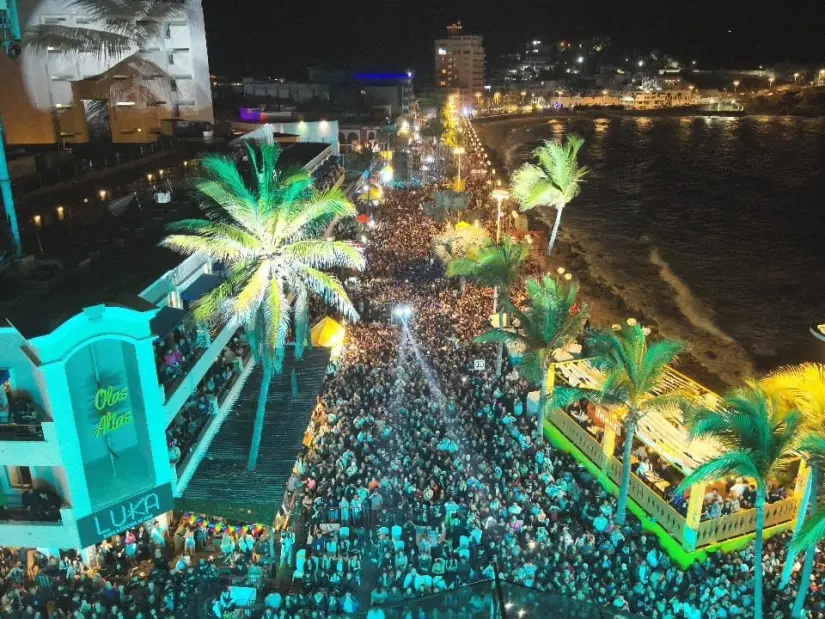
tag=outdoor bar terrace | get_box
[545,355,802,552]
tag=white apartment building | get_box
[0,0,213,145]
[434,21,485,104]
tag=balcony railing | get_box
[0,422,45,441]
[548,406,798,549]
[1,398,48,441]
[0,490,65,524]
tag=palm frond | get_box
[23,24,135,59]
[283,240,365,271]
[675,451,760,496]
[791,505,825,553]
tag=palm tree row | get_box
[477,134,825,619]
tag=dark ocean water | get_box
[499,115,825,380]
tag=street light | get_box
[491,188,509,243]
[794,72,800,83]
[733,80,740,92]
[453,146,465,188]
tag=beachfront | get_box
[0,125,820,619]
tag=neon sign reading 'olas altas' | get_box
[93,385,132,438]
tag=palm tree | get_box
[762,363,825,587]
[23,0,187,59]
[432,221,491,266]
[787,432,825,618]
[447,236,529,376]
[553,323,685,525]
[511,135,588,256]
[161,141,364,471]
[677,383,802,619]
[476,276,589,441]
[423,190,471,223]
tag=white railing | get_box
[173,356,256,496]
[163,320,239,427]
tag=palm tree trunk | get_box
[537,361,548,443]
[547,205,565,255]
[247,362,273,471]
[494,286,504,377]
[496,311,506,377]
[616,415,637,526]
[782,462,814,586]
[792,465,819,618]
[754,487,766,619]
[291,367,298,399]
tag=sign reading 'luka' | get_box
[93,385,133,438]
[76,483,174,547]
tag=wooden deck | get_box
[178,347,330,523]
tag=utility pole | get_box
[1,0,23,258]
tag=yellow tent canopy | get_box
[311,317,345,348]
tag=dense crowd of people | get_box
[154,324,206,393]
[3,142,822,619]
[269,171,820,619]
[166,331,250,468]
[0,511,279,619]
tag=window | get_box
[9,467,33,488]
[42,17,67,24]
[170,79,178,92]
[165,24,172,38]
[167,53,174,65]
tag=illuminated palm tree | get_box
[448,236,529,376]
[476,276,588,441]
[554,323,686,525]
[762,363,825,588]
[423,190,471,223]
[23,0,187,59]
[161,141,364,471]
[677,383,802,619]
[788,432,825,618]
[511,135,588,255]
[433,221,490,266]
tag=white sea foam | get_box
[649,247,736,345]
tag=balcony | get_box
[0,395,48,440]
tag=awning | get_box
[150,306,187,338]
[181,273,223,303]
[311,316,345,348]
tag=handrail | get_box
[0,421,45,441]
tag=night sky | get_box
[202,0,825,79]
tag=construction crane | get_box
[0,0,22,258]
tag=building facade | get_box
[0,144,339,552]
[0,0,213,145]
[434,21,485,103]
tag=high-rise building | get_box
[0,0,213,145]
[434,21,485,103]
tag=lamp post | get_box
[733,80,740,93]
[453,146,465,189]
[768,76,775,89]
[491,188,509,243]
